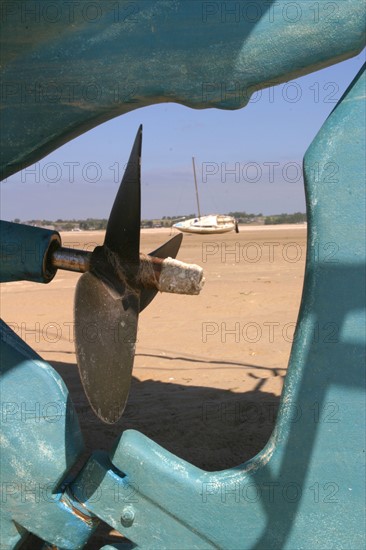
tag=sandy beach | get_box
[1,224,307,547]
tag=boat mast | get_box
[192,156,201,219]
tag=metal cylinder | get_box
[0,220,61,283]
[51,247,91,273]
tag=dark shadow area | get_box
[20,528,133,550]
[51,361,280,472]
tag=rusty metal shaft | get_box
[50,247,204,295]
[51,247,91,273]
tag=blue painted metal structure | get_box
[0,221,60,283]
[0,1,365,548]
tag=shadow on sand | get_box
[52,360,281,471]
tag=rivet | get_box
[121,506,135,527]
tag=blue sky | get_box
[1,51,364,221]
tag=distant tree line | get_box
[20,218,108,231]
[79,219,108,230]
[18,212,306,230]
[264,212,307,225]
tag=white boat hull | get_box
[173,215,237,235]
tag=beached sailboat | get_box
[173,158,239,235]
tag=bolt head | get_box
[121,506,135,527]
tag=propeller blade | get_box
[73,127,187,423]
[74,126,143,423]
[139,233,183,311]
[104,124,142,264]
[74,270,139,424]
[148,233,183,259]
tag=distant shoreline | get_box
[59,223,307,236]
